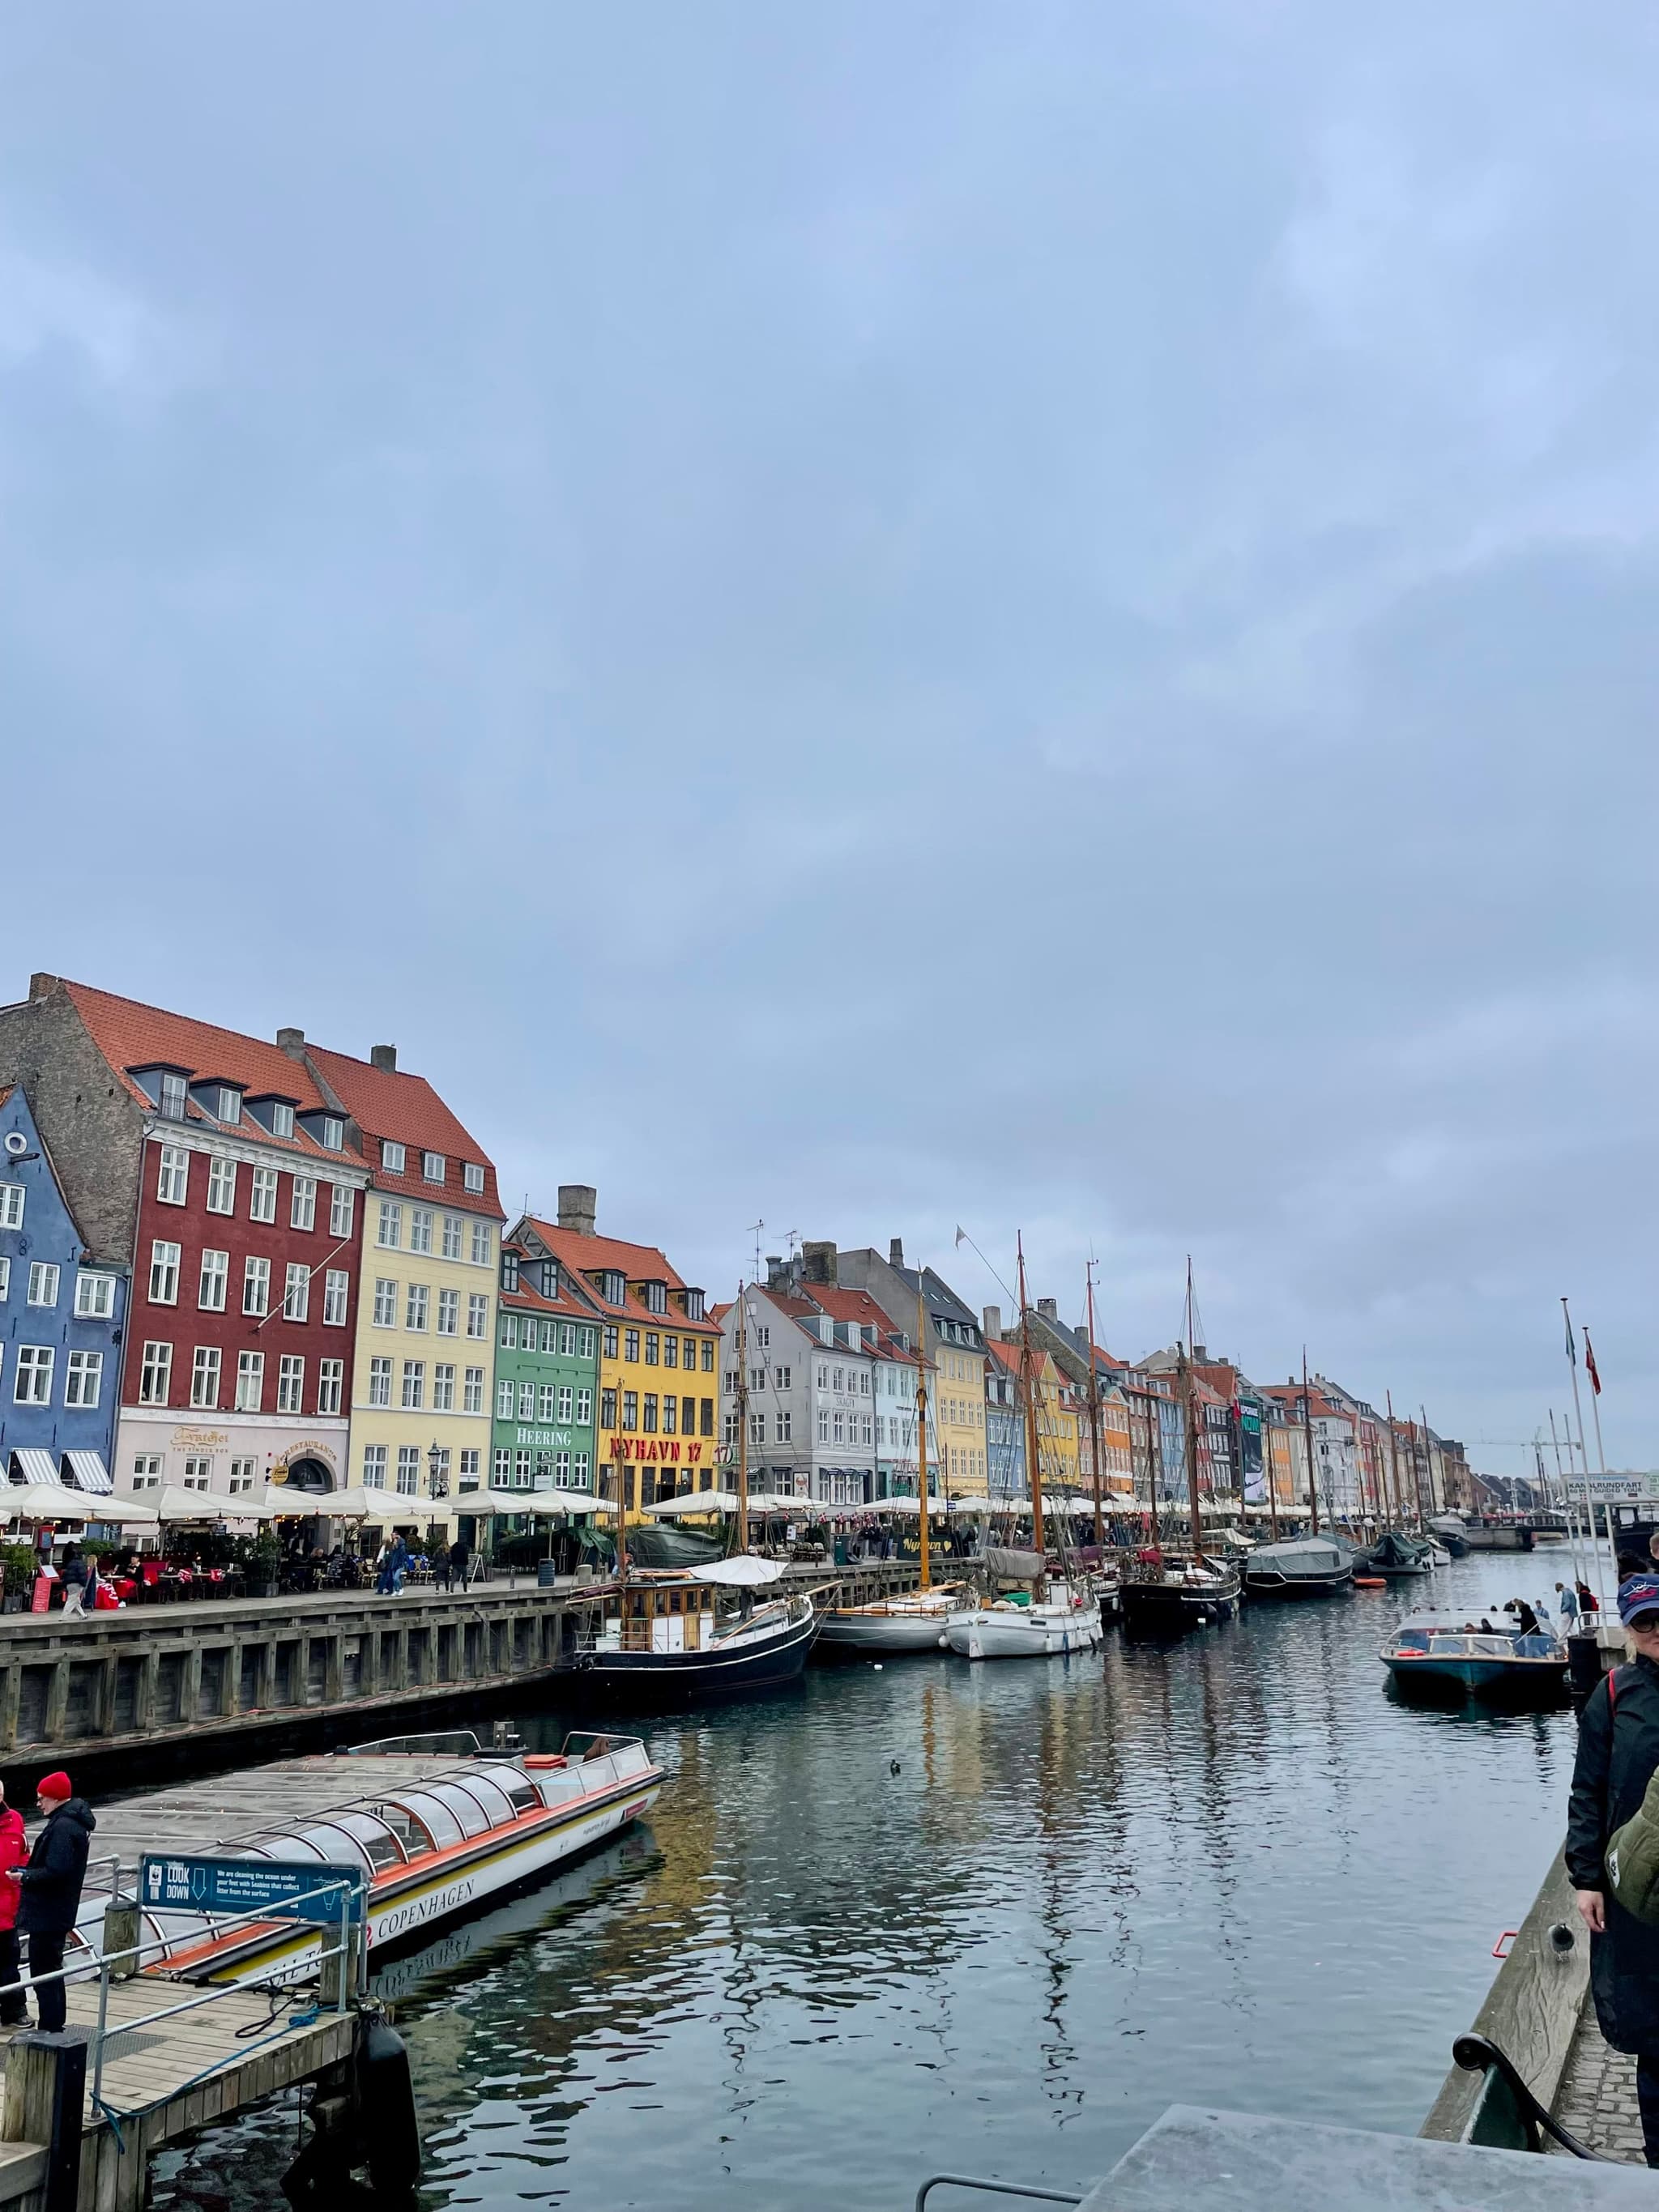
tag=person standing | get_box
[0,1786,27,2028]
[58,1548,88,1620]
[1568,1576,1659,2165]
[449,1536,470,1590]
[1558,1581,1580,1626]
[11,1773,95,2032]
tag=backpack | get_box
[1602,1669,1659,1924]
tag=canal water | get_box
[151,1554,1589,2210]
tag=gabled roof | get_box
[518,1217,719,1335]
[304,1045,499,1216]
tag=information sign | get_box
[138,1854,366,1924]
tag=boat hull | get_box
[945,1600,1102,1660]
[1243,1571,1352,1599]
[574,1601,818,1700]
[1383,1653,1567,1696]
[815,1608,963,1655]
[1119,1577,1240,1629]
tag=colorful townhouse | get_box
[489,1231,601,1494]
[833,1241,986,1493]
[0,976,373,1511]
[719,1261,893,1504]
[0,1080,127,1490]
[514,1189,719,1518]
[302,1041,501,1532]
[984,1340,1026,1498]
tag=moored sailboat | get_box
[1118,1267,1241,1630]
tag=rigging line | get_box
[952,1225,1018,1312]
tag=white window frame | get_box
[557,1384,574,1422]
[436,1288,458,1336]
[405,1282,429,1332]
[329,1185,355,1238]
[216,1086,241,1126]
[401,1360,424,1411]
[198,1248,228,1312]
[249,1166,279,1224]
[74,1272,115,1319]
[64,1348,103,1409]
[395,1445,420,1495]
[377,1200,402,1249]
[270,1102,295,1140]
[467,1294,488,1339]
[147,1244,178,1306]
[207,1157,237,1215]
[463,1162,484,1194]
[236,1350,264,1412]
[497,1378,515,1421]
[139,1340,172,1406]
[243,1255,271,1319]
[463,1366,484,1413]
[381,1140,405,1174]
[319,1116,343,1152]
[0,1186,24,1230]
[322,1269,349,1328]
[190,1345,221,1409]
[369,1356,393,1408]
[277,1354,305,1414]
[471,1220,492,1267]
[317,1357,344,1415]
[433,1363,455,1412]
[518,1380,535,1421]
[283,1262,309,1322]
[290,1175,317,1232]
[156,1144,190,1205]
[27,1261,61,1307]
[441,1214,463,1259]
[373,1278,397,1328]
[423,1151,445,1183]
[362,1444,388,1489]
[408,1208,433,1255]
[14,1344,53,1405]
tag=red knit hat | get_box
[36,1772,70,1802]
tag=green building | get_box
[488,1236,600,1494]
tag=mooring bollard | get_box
[2,2031,87,2212]
[103,1893,141,1981]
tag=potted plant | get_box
[245,1532,281,1599]
[0,1545,38,1613]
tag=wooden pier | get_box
[0,1562,922,1768]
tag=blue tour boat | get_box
[1380,1609,1569,1695]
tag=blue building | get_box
[0,1084,126,1487]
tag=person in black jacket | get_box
[6,1771,96,2032]
[1568,1575,1659,2164]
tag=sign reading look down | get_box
[138,1854,367,1924]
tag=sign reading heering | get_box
[139,1854,367,1924]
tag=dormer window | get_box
[684,1289,705,1323]
[320,1116,343,1151]
[645,1281,667,1316]
[541,1261,559,1300]
[423,1151,446,1184]
[463,1162,484,1194]
[501,1251,520,1293]
[601,1269,625,1306]
[216,1087,241,1126]
[159,1072,188,1121]
[382,1140,406,1174]
[271,1102,294,1140]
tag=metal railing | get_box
[915,2179,1085,2211]
[0,1870,365,2125]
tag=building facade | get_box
[489,1235,601,1494]
[832,1241,985,1494]
[0,1082,127,1487]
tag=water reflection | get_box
[151,1558,1576,2212]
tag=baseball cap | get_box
[1618,1577,1659,1628]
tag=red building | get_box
[0,980,372,1507]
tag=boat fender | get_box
[356,2014,421,2195]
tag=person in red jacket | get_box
[0,1786,27,2027]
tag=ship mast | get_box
[1180,1259,1203,1559]
[1084,1260,1105,1551]
[1018,1237,1047,1575]
[915,1270,932,1592]
[735,1278,750,1554]
[1302,1349,1320,1535]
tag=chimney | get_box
[370,1044,397,1073]
[802,1240,837,1286]
[28,974,59,1002]
[983,1305,1003,1341]
[557,1184,597,1237]
[1194,1342,1208,1362]
[766,1255,786,1291]
[276,1027,305,1057]
[1037,1297,1059,1323]
[889,1238,904,1268]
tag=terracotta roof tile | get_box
[304,1044,500,1217]
[522,1218,719,1334]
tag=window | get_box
[330,1185,355,1238]
[493,1447,512,1481]
[65,1349,103,1409]
[681,1395,696,1435]
[677,1336,693,1368]
[156,1144,189,1204]
[776,1365,791,1391]
[0,1187,22,1230]
[319,1116,343,1151]
[396,1446,420,1496]
[190,1345,221,1409]
[159,1070,187,1119]
[284,1263,309,1322]
[423,1151,445,1183]
[572,1450,589,1485]
[817,1364,830,1391]
[368,1277,396,1328]
[28,1261,62,1307]
[437,1288,458,1336]
[471,1221,492,1267]
[557,1384,574,1423]
[290,1176,317,1231]
[147,1244,177,1306]
[377,1201,402,1248]
[514,1450,531,1485]
[601,1387,617,1429]
[243,1256,271,1317]
[724,1409,740,1447]
[778,1409,792,1443]
[531,1382,551,1422]
[433,1363,454,1411]
[603,1326,619,1361]
[228,1458,257,1494]
[442,1214,463,1259]
[498,1311,517,1350]
[139,1340,171,1404]
[198,1249,228,1311]
[621,1391,638,1431]
[131,1455,163,1490]
[236,1350,264,1411]
[749,1411,765,1447]
[277,1355,305,1413]
[625,1329,640,1362]
[182,1456,211,1491]
[249,1166,279,1223]
[646,1281,667,1316]
[463,1162,484,1194]
[381,1140,405,1174]
[363,1445,387,1489]
[642,1393,658,1434]
[74,1272,115,1319]
[401,1360,425,1410]
[369,1357,393,1408]
[833,1411,845,1444]
[643,1332,659,1366]
[562,1324,578,1357]
[318,1359,343,1416]
[323,1269,349,1327]
[405,1283,429,1332]
[408,1208,434,1255]
[467,1294,488,1339]
[701,1341,714,1373]
[0,1258,7,1299]
[663,1335,678,1370]
[463,1367,484,1413]
[270,1102,295,1140]
[662,1394,677,1434]
[701,1398,714,1436]
[206,1157,236,1214]
[861,1413,873,1446]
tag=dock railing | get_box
[0,1867,367,2127]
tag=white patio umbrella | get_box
[0,1485,161,1528]
[152,1485,260,1524]
[455,1488,604,1518]
[262,1485,378,1520]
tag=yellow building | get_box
[519,1188,719,1520]
[307,1042,501,1535]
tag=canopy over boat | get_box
[1250,1537,1348,1573]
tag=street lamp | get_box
[427,1441,449,1501]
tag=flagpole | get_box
[1563,1298,1603,1602]
[1549,1408,1582,1592]
[1585,1330,1609,1476]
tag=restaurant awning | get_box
[454,1488,604,1518]
[0,1485,160,1527]
[8,1450,58,1488]
[62,1451,113,1495]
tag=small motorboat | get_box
[1380,1609,1569,1697]
[945,1579,1103,1660]
[814,1586,970,1656]
[1243,1536,1354,1599]
[1427,1514,1470,1558]
[1118,1554,1242,1630]
[574,1557,819,1699]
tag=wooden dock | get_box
[0,1976,356,2211]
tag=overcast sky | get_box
[4,2,1653,1477]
